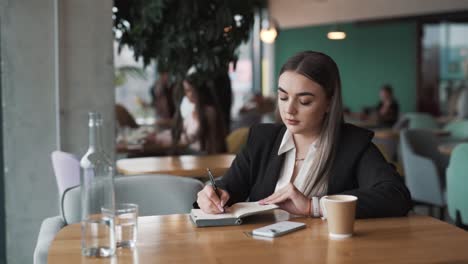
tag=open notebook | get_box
[190,202,279,227]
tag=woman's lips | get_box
[286,119,299,125]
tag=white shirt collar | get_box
[277,129,318,156]
[278,129,295,155]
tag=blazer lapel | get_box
[262,126,286,196]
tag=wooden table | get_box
[439,143,455,155]
[48,211,468,263]
[116,141,189,157]
[373,128,451,141]
[373,128,399,140]
[432,129,451,137]
[116,154,235,177]
[347,118,379,129]
[438,142,464,155]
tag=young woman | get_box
[179,76,227,154]
[151,74,227,154]
[196,51,411,218]
[150,72,176,127]
[375,84,399,127]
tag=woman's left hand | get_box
[259,183,310,216]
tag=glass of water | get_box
[81,210,115,257]
[115,203,138,248]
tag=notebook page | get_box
[230,202,279,218]
[191,209,237,220]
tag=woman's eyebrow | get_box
[278,87,315,97]
[297,92,315,97]
[278,87,288,94]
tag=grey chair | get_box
[393,112,440,130]
[400,129,449,219]
[51,150,80,199]
[33,174,203,264]
[406,112,439,130]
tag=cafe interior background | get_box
[1,0,468,263]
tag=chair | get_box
[115,103,139,129]
[226,127,250,154]
[400,129,449,218]
[446,143,468,230]
[443,120,468,141]
[51,151,80,198]
[406,113,439,130]
[34,174,203,264]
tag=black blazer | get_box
[218,123,412,218]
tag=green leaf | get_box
[113,0,260,83]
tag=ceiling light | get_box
[327,30,346,40]
[260,28,278,44]
[260,17,279,44]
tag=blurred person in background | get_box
[234,92,277,129]
[208,72,232,132]
[375,84,399,127]
[150,71,176,128]
[146,74,227,154]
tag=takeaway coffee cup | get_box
[320,195,358,239]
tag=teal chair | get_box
[400,129,449,219]
[443,120,468,141]
[406,113,439,130]
[33,174,203,264]
[446,143,468,230]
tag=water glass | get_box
[81,211,115,257]
[115,203,138,248]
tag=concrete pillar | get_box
[59,0,115,157]
[0,0,114,263]
[1,1,58,263]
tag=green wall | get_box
[275,22,417,113]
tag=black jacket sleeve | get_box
[341,143,412,218]
[216,129,253,205]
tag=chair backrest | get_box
[446,143,468,224]
[115,103,139,129]
[51,151,80,197]
[226,127,250,154]
[443,120,468,140]
[404,129,448,175]
[406,113,439,130]
[61,174,204,224]
[400,129,446,206]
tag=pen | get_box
[206,168,224,213]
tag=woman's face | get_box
[183,81,197,103]
[379,89,391,101]
[278,71,330,137]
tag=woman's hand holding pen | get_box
[259,183,310,216]
[197,185,230,214]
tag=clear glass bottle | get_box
[80,112,116,257]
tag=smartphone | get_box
[252,221,306,238]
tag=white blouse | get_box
[155,108,200,151]
[181,110,201,151]
[274,129,320,196]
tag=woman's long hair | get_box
[186,75,227,154]
[279,51,344,196]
